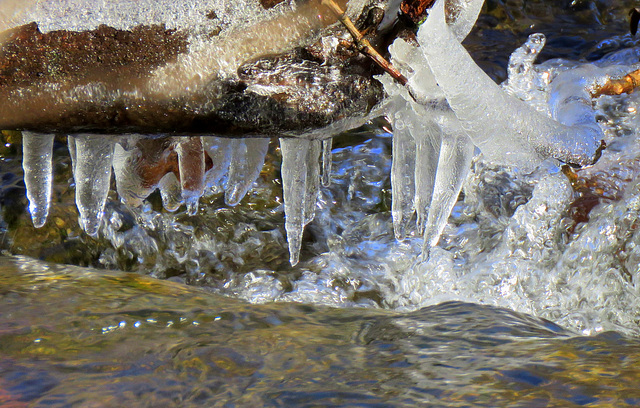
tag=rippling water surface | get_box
[3,0,640,406]
[2,256,640,407]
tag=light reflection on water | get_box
[2,256,640,407]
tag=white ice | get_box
[420,0,603,167]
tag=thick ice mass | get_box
[421,0,602,167]
[375,0,629,256]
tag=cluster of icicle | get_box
[22,133,332,265]
[379,0,626,256]
[20,0,631,265]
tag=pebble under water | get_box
[3,0,640,406]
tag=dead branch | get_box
[321,0,408,86]
[591,69,640,98]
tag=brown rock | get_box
[260,0,286,10]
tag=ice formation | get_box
[377,0,637,257]
[68,134,115,236]
[15,0,640,266]
[280,138,322,265]
[21,132,54,228]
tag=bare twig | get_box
[591,69,640,98]
[321,0,408,86]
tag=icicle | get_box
[304,140,321,225]
[505,33,546,98]
[420,0,602,167]
[68,134,114,236]
[175,137,205,215]
[413,118,441,236]
[158,172,183,212]
[225,138,269,206]
[68,135,77,174]
[279,137,312,266]
[423,128,474,252]
[390,106,416,241]
[321,138,332,187]
[112,138,154,208]
[21,131,54,228]
[202,136,232,188]
[447,0,485,41]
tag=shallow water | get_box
[2,256,640,407]
[3,0,640,406]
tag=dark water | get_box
[2,256,640,407]
[2,1,640,406]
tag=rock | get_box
[0,0,386,137]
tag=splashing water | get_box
[218,20,640,335]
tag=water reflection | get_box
[2,256,640,406]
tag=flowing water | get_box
[2,256,640,407]
[2,0,640,406]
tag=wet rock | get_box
[0,2,385,136]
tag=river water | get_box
[2,0,640,406]
[2,256,640,407]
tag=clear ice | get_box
[21,132,54,228]
[280,138,322,265]
[225,138,270,207]
[68,134,115,236]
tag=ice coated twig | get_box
[321,0,408,85]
